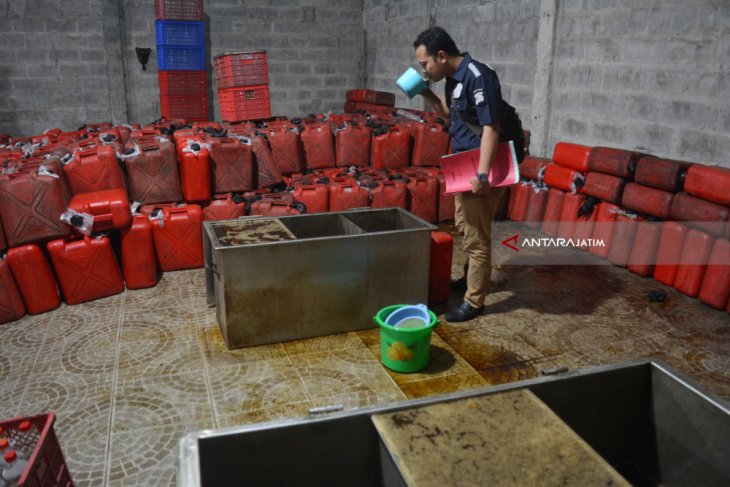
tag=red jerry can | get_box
[621,182,674,220]
[684,164,730,206]
[178,143,212,203]
[698,239,730,309]
[124,137,183,205]
[300,123,336,170]
[114,125,132,145]
[192,121,224,132]
[203,194,246,221]
[628,220,663,277]
[557,192,585,240]
[0,169,71,247]
[292,184,329,214]
[98,127,124,153]
[524,185,548,229]
[139,203,179,217]
[587,147,642,178]
[173,128,197,144]
[47,235,124,305]
[0,213,6,251]
[634,156,690,192]
[151,205,204,271]
[607,213,642,267]
[673,229,714,298]
[6,244,61,314]
[121,214,158,290]
[0,257,25,324]
[542,164,584,193]
[249,199,303,217]
[209,137,254,193]
[589,202,621,259]
[250,133,284,189]
[328,181,370,212]
[407,177,438,223]
[552,142,591,172]
[411,123,450,166]
[346,89,396,106]
[508,181,531,222]
[62,145,126,195]
[371,126,411,170]
[268,127,304,175]
[582,172,627,205]
[541,188,565,237]
[370,180,407,209]
[520,156,550,183]
[669,192,729,238]
[429,231,453,305]
[68,189,133,232]
[654,222,690,286]
[437,174,455,223]
[574,198,599,248]
[335,123,372,167]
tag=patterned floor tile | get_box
[54,402,111,487]
[199,326,289,369]
[17,371,113,419]
[215,401,313,429]
[291,348,404,404]
[207,358,309,416]
[283,331,366,356]
[0,379,24,419]
[112,371,213,434]
[117,334,204,381]
[107,420,210,487]
[33,325,119,377]
[309,387,406,411]
[65,438,108,487]
[398,371,490,399]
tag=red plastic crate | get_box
[0,412,73,486]
[158,71,207,96]
[155,0,203,20]
[218,85,271,122]
[213,51,268,89]
[160,94,209,121]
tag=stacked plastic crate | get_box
[214,50,271,122]
[155,0,208,121]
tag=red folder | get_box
[440,141,520,194]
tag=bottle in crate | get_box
[121,214,159,290]
[2,450,28,485]
[209,137,254,193]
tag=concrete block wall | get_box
[549,0,730,166]
[0,0,112,136]
[363,0,538,130]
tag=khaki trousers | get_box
[454,186,506,308]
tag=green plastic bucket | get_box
[374,304,438,373]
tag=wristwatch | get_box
[477,172,488,183]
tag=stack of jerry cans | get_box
[214,51,271,121]
[155,0,208,121]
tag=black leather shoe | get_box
[444,301,484,322]
[449,277,467,292]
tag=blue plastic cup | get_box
[396,67,428,98]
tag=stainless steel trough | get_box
[203,208,436,349]
[178,360,730,486]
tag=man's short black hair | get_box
[413,26,460,57]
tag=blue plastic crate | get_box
[155,20,204,47]
[158,46,205,71]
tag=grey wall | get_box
[1,0,728,168]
